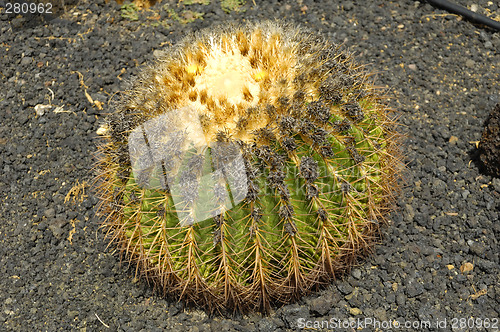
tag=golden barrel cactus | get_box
[94,21,403,314]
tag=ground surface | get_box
[0,0,499,331]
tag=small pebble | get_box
[448,136,458,145]
[21,57,32,66]
[349,307,362,315]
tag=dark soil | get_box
[0,0,499,331]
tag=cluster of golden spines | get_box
[94,22,404,314]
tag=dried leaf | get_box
[34,104,52,116]
[85,90,94,104]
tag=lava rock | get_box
[478,103,500,177]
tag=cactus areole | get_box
[95,21,403,314]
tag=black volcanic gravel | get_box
[0,0,499,331]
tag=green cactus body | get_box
[95,21,403,314]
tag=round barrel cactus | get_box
[95,21,403,314]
